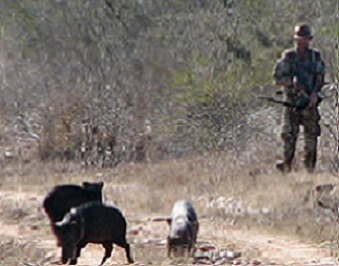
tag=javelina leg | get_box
[76,241,88,258]
[167,237,172,258]
[61,255,69,265]
[51,224,62,247]
[185,246,192,260]
[69,258,77,265]
[75,245,83,258]
[187,243,192,257]
[69,246,79,265]
[75,247,81,258]
[100,242,113,266]
[194,222,199,243]
[113,238,134,264]
[191,222,199,256]
[124,243,134,264]
[61,245,71,264]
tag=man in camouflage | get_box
[272,23,326,173]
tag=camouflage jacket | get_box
[272,47,325,95]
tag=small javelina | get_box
[55,201,133,265]
[167,200,199,258]
[43,181,104,246]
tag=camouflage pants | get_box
[280,105,321,172]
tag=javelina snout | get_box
[167,200,199,258]
[56,209,83,265]
[43,181,104,247]
[55,201,134,265]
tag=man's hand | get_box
[292,79,306,92]
[309,91,318,108]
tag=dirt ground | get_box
[1,159,339,266]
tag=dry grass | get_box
[0,154,339,265]
[0,235,58,266]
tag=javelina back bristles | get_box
[42,181,104,247]
[55,201,133,265]
[167,200,199,258]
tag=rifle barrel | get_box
[258,95,295,107]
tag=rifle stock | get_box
[258,94,318,112]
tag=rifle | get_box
[259,73,333,112]
[258,93,323,113]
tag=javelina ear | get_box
[98,181,104,189]
[166,218,172,226]
[82,181,90,187]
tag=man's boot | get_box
[304,138,317,173]
[276,160,292,173]
[278,131,296,174]
[304,151,317,173]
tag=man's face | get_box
[294,37,312,50]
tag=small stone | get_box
[130,230,141,236]
[30,224,39,230]
[252,259,261,265]
[194,251,212,260]
[222,251,241,260]
[214,258,227,265]
[261,208,271,214]
[233,259,243,265]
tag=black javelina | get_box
[43,181,104,246]
[167,200,199,258]
[55,202,134,265]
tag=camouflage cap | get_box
[293,23,313,39]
